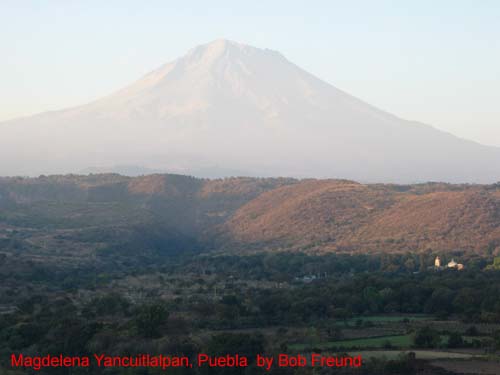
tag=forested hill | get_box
[0,174,499,259]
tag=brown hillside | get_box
[1,174,499,256]
[223,181,500,254]
[223,180,395,249]
[351,190,500,253]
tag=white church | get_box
[434,256,464,271]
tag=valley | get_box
[1,173,500,374]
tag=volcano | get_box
[1,39,499,183]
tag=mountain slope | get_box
[0,174,297,264]
[1,39,500,182]
[223,180,500,254]
[1,174,499,256]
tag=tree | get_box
[414,326,440,348]
[447,332,464,348]
[465,326,479,336]
[424,287,454,317]
[134,301,169,338]
[493,330,500,349]
[486,257,500,270]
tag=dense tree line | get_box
[1,252,500,374]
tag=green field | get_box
[349,350,477,360]
[339,315,432,325]
[290,332,482,352]
[290,334,414,351]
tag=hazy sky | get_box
[1,0,499,146]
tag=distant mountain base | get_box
[80,165,252,178]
